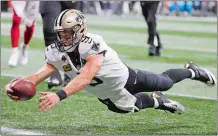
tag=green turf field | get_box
[1,14,217,135]
[1,76,217,135]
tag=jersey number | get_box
[81,36,93,44]
[90,77,103,87]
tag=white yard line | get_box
[1,127,48,135]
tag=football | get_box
[10,79,36,101]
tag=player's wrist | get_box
[55,90,67,101]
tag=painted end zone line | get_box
[1,127,47,135]
[1,73,216,100]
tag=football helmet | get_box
[53,9,87,52]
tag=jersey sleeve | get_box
[44,43,62,65]
[44,49,52,65]
[80,35,108,60]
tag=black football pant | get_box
[124,67,192,94]
[99,66,192,113]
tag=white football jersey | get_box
[45,32,130,100]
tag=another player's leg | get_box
[20,1,39,65]
[150,1,162,56]
[140,1,162,56]
[141,2,155,56]
[48,70,63,89]
[20,21,35,65]
[63,74,71,87]
[40,3,63,89]
[146,5,158,57]
[155,32,162,56]
[8,9,21,67]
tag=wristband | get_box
[55,90,67,101]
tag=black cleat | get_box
[63,74,71,87]
[148,45,156,56]
[148,43,162,57]
[47,71,62,89]
[152,91,185,114]
[155,46,162,56]
[156,40,163,56]
[184,62,217,86]
[48,79,62,89]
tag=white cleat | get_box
[19,43,28,65]
[8,47,19,67]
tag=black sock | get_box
[134,92,154,109]
[162,69,192,83]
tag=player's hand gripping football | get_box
[38,92,60,112]
[5,78,20,101]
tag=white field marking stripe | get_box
[1,73,216,100]
[164,92,216,100]
[1,127,47,135]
